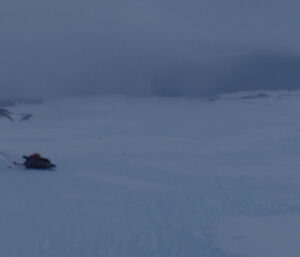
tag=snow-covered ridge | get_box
[208,90,300,101]
[0,98,43,107]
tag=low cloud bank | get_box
[1,0,300,99]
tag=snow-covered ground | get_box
[1,91,300,257]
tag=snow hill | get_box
[1,91,300,257]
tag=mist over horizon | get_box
[1,0,300,100]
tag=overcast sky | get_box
[1,0,300,99]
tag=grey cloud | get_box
[1,0,300,99]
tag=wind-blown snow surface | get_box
[1,92,300,257]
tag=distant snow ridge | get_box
[0,98,43,107]
[210,90,300,102]
[0,100,15,107]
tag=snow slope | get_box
[1,92,300,257]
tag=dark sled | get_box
[22,155,56,170]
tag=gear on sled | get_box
[23,153,56,170]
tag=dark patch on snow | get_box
[0,109,14,121]
[0,109,33,122]
[20,114,33,121]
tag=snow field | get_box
[1,92,300,256]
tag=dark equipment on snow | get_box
[0,151,56,170]
[23,153,56,170]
